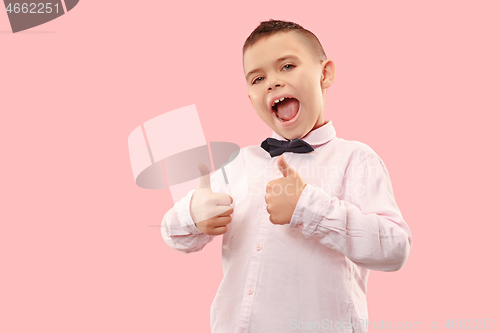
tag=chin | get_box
[279,128,307,140]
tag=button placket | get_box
[235,172,274,331]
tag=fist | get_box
[265,155,307,225]
[191,162,234,235]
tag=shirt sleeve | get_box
[289,154,412,271]
[160,167,227,254]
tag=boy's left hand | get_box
[265,155,307,225]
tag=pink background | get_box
[2,1,499,332]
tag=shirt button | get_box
[247,287,253,295]
[256,243,262,251]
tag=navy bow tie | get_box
[261,137,314,157]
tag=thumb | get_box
[197,162,212,190]
[277,155,295,177]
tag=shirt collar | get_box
[271,120,337,148]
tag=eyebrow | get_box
[245,55,300,82]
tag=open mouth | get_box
[271,97,300,122]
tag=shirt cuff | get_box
[175,189,203,235]
[289,184,345,238]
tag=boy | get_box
[161,19,412,333]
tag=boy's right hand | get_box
[190,162,234,236]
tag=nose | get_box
[267,78,282,91]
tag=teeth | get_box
[272,97,289,107]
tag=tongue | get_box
[276,98,299,121]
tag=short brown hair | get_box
[243,19,327,63]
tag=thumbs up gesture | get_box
[265,155,307,225]
[190,162,234,235]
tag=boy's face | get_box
[244,31,334,140]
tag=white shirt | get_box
[161,120,412,333]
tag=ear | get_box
[320,59,335,89]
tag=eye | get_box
[282,64,295,71]
[252,77,264,85]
